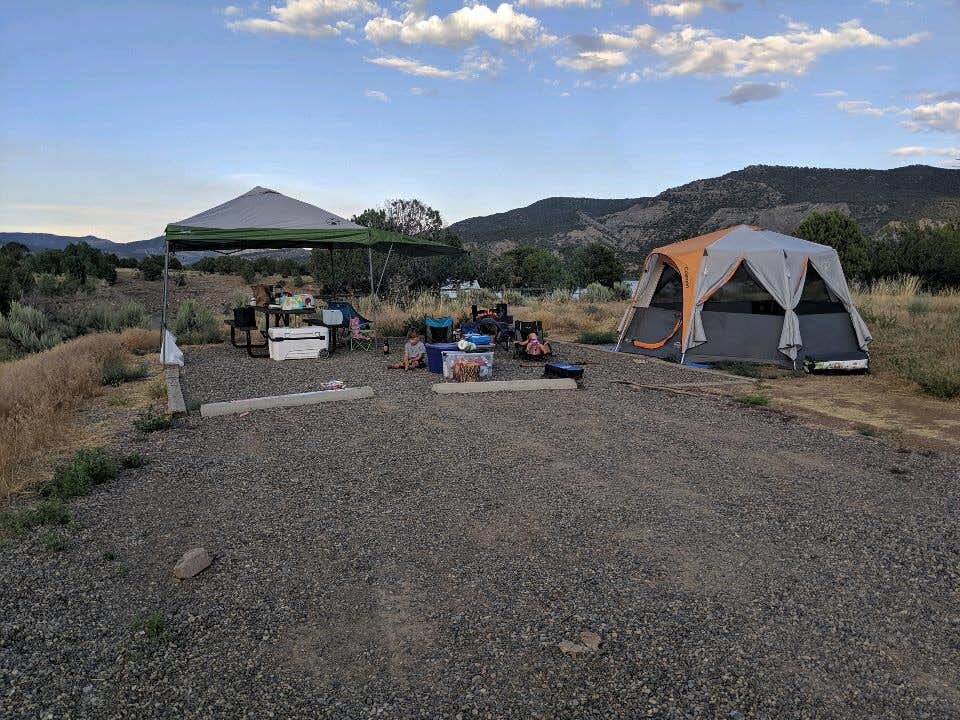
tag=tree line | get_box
[795,211,960,289]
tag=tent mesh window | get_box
[703,264,784,315]
[649,266,684,310]
[796,267,846,314]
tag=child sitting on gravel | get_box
[389,330,427,370]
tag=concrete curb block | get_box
[432,379,578,395]
[200,386,375,418]
[165,367,187,417]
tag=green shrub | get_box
[892,358,960,399]
[132,611,167,640]
[40,448,118,501]
[35,273,63,295]
[577,329,616,345]
[858,303,897,329]
[176,273,187,287]
[612,281,633,300]
[174,299,222,345]
[736,393,770,406]
[240,264,256,284]
[501,289,524,305]
[713,361,762,378]
[582,304,606,320]
[0,498,70,534]
[579,282,614,303]
[101,355,149,386]
[135,410,172,433]
[224,291,252,314]
[464,288,497,307]
[38,529,67,553]
[147,378,166,400]
[75,301,148,333]
[546,288,572,303]
[120,453,148,469]
[0,302,62,354]
[906,297,932,316]
[292,274,305,288]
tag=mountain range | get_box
[448,164,960,258]
[4,165,958,262]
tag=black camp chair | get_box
[513,320,554,360]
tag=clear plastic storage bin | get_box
[441,351,494,381]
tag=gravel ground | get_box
[2,343,958,719]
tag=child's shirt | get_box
[405,340,426,358]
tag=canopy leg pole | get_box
[328,247,335,297]
[375,244,394,296]
[160,239,170,363]
[367,248,375,296]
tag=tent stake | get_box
[160,239,170,363]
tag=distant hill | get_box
[449,164,960,258]
[0,232,166,258]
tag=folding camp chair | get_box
[513,320,553,360]
[325,300,372,330]
[348,316,373,351]
[425,315,453,343]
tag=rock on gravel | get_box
[172,548,211,579]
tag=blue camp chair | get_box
[425,315,453,343]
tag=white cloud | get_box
[223,5,243,17]
[229,0,378,37]
[557,50,630,71]
[891,146,960,157]
[815,90,847,98]
[902,101,960,133]
[365,3,547,47]
[520,0,600,7]
[556,19,929,76]
[364,89,390,101]
[648,0,741,20]
[837,99,902,117]
[617,71,641,84]
[365,51,503,80]
[366,55,469,79]
[721,81,786,105]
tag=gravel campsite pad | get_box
[2,343,958,718]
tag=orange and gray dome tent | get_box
[616,225,872,369]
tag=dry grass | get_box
[853,276,960,398]
[0,328,161,501]
[352,291,627,341]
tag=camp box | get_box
[267,325,329,361]
[543,361,584,380]
[441,351,494,382]
[464,333,491,345]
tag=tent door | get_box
[622,306,682,353]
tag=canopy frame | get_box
[158,187,463,363]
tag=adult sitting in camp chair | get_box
[348,316,373,351]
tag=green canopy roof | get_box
[165,186,462,257]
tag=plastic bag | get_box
[162,330,184,366]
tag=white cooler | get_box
[267,325,329,361]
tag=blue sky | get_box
[1,0,958,242]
